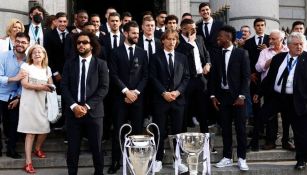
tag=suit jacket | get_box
[44,29,70,75]
[154,29,164,40]
[261,51,307,116]
[210,47,251,99]
[196,20,224,58]
[243,34,269,73]
[100,32,125,61]
[109,44,148,103]
[61,56,109,118]
[150,50,190,105]
[176,34,211,77]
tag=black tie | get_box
[61,32,66,44]
[129,47,134,66]
[146,39,153,58]
[204,22,209,38]
[35,26,40,44]
[277,58,294,94]
[258,36,263,45]
[168,53,174,77]
[113,35,118,48]
[222,49,229,86]
[80,59,86,104]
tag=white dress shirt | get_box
[221,45,234,89]
[202,17,213,37]
[274,53,297,94]
[28,23,44,46]
[143,35,156,58]
[110,31,121,48]
[254,34,265,45]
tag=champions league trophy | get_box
[169,132,211,175]
[120,123,160,175]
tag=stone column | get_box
[166,0,190,21]
[210,0,279,34]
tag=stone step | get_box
[0,161,306,175]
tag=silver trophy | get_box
[169,132,211,175]
[120,123,160,175]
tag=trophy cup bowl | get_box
[120,123,160,175]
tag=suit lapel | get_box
[160,52,171,76]
[74,57,80,91]
[86,56,95,84]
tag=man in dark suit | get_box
[243,18,270,149]
[100,7,117,34]
[154,10,167,39]
[150,29,190,173]
[107,21,148,174]
[176,18,211,133]
[210,25,250,171]
[44,12,71,129]
[24,5,46,46]
[61,32,109,175]
[70,10,89,34]
[100,12,125,61]
[196,2,224,59]
[258,32,307,170]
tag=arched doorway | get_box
[72,0,165,24]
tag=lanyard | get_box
[30,24,41,43]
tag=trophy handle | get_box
[119,123,132,154]
[168,135,177,160]
[146,123,160,150]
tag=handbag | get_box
[46,90,60,123]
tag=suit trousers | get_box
[0,99,19,151]
[66,115,104,175]
[218,90,247,159]
[111,99,143,163]
[183,76,209,133]
[153,100,184,161]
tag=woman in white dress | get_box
[17,45,54,173]
[0,19,25,53]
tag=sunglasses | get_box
[77,40,90,45]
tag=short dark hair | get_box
[77,9,88,16]
[219,25,237,43]
[121,11,132,19]
[156,10,167,17]
[292,21,305,29]
[90,13,100,18]
[180,18,194,28]
[55,12,67,19]
[108,12,121,20]
[165,15,178,24]
[142,11,153,18]
[74,32,101,57]
[29,5,45,16]
[253,18,266,26]
[83,22,94,27]
[16,32,30,42]
[199,2,210,12]
[182,13,192,19]
[123,21,139,32]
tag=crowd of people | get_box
[0,2,307,175]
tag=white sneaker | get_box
[153,160,162,172]
[237,158,249,171]
[192,117,200,126]
[215,157,233,168]
[173,163,189,173]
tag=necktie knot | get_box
[129,46,133,51]
[168,53,173,58]
[146,39,152,43]
[222,49,229,55]
[82,59,86,63]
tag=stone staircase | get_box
[0,124,306,175]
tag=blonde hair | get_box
[5,18,25,37]
[26,45,49,68]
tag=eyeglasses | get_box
[77,40,90,45]
[15,40,28,45]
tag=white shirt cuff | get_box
[53,72,59,76]
[85,103,91,110]
[70,103,78,111]
[210,95,215,99]
[134,89,140,95]
[122,87,129,94]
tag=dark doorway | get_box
[73,0,165,24]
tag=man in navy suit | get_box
[210,25,250,171]
[108,21,148,174]
[61,32,109,175]
[150,29,190,173]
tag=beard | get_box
[127,37,138,45]
[78,48,91,57]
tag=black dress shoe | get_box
[282,142,295,151]
[262,143,276,150]
[6,150,22,159]
[294,161,306,170]
[107,161,120,174]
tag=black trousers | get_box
[183,76,209,133]
[152,100,184,161]
[66,115,104,175]
[0,99,19,152]
[111,99,144,163]
[217,90,247,159]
